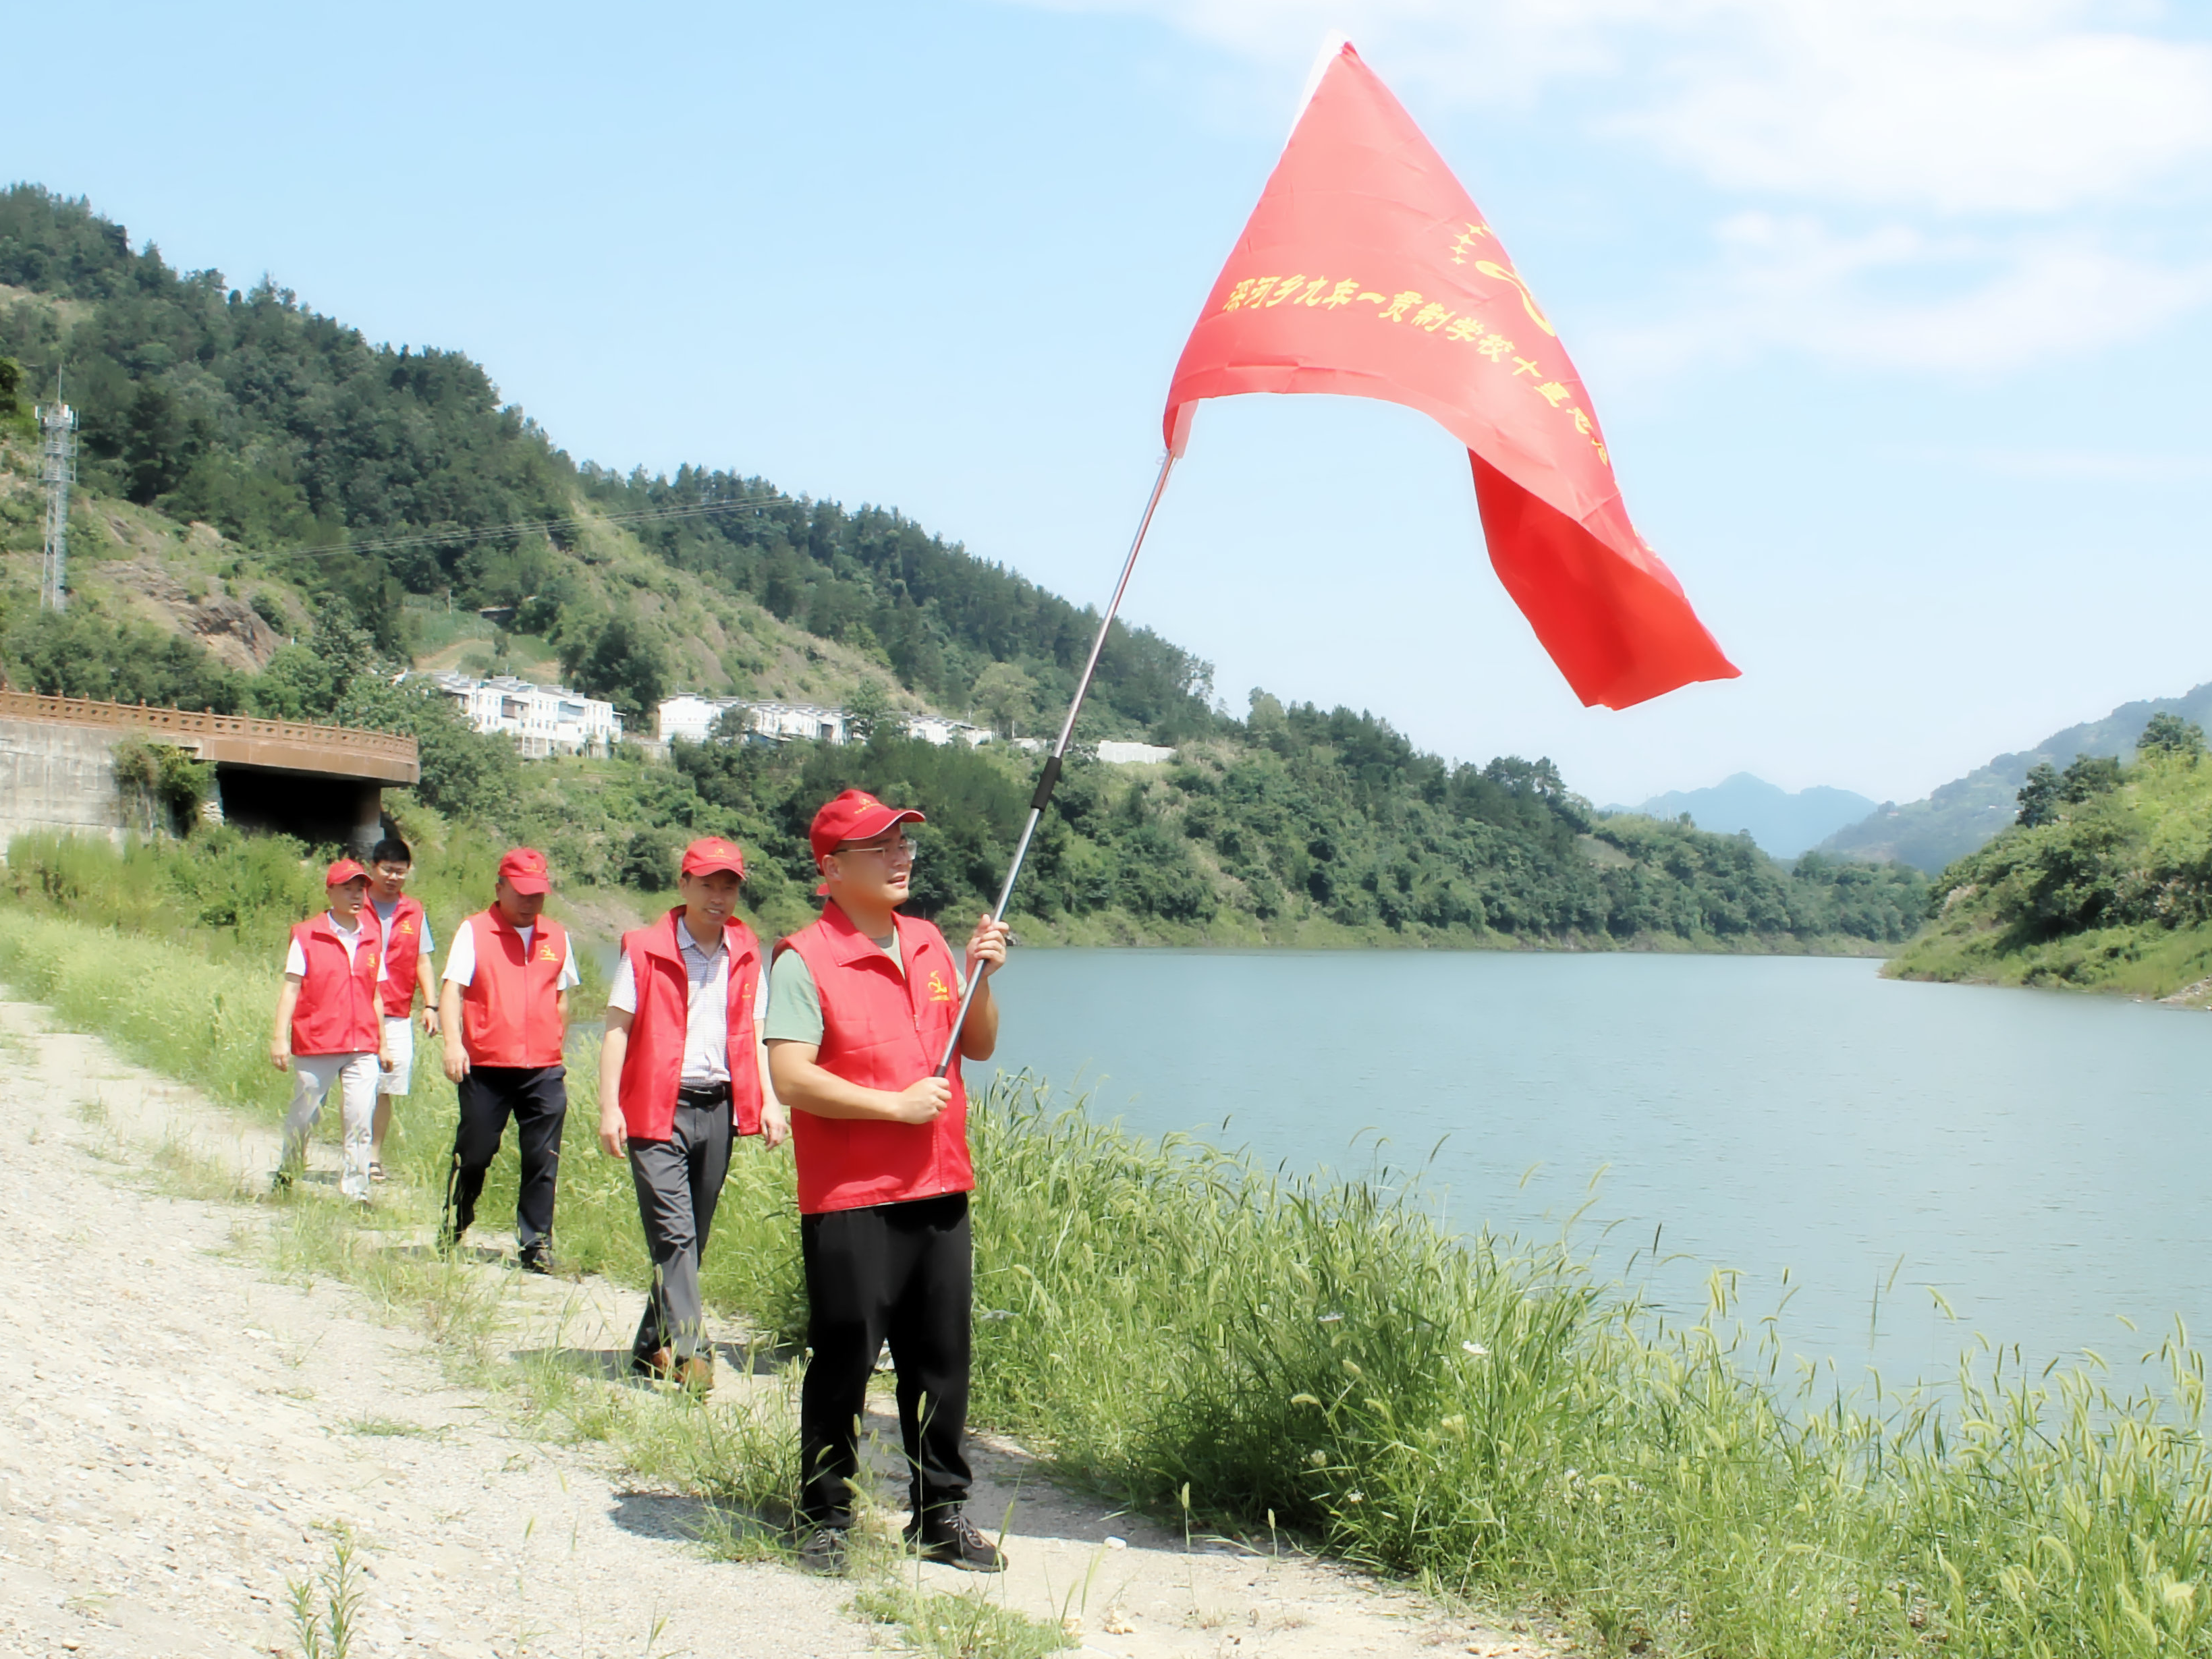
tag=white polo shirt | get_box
[441,921,581,991]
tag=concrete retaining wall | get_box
[0,717,134,852]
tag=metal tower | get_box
[36,398,77,611]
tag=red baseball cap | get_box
[497,846,552,895]
[325,857,368,887]
[681,837,746,879]
[808,789,927,864]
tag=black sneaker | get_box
[796,1525,849,1576]
[906,1509,1005,1573]
[518,1246,554,1276]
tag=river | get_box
[983,950,2212,1390]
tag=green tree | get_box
[330,675,519,820]
[2016,762,2062,828]
[2139,712,2205,760]
[2059,754,2122,803]
[970,661,1037,738]
[844,677,893,742]
[568,617,667,727]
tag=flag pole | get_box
[934,450,1178,1076]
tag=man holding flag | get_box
[766,789,1010,1575]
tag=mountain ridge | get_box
[1618,772,1877,860]
[1817,682,2212,872]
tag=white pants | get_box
[282,1052,378,1200]
[377,1015,415,1096]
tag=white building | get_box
[422,672,622,758]
[904,712,991,748]
[653,694,992,752]
[741,700,848,744]
[1096,740,1178,765]
[656,694,749,746]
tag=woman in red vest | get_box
[765,789,1009,1575]
[435,847,579,1273]
[598,837,788,1393]
[269,859,392,1202]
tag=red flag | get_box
[1163,42,1738,710]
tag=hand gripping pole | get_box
[934,452,1178,1076]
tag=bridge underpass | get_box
[0,692,420,855]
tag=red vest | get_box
[376,895,430,1017]
[776,902,971,1215]
[615,908,765,1141]
[459,909,568,1068]
[289,911,384,1057]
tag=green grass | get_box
[12,896,2212,1656]
[854,1577,1075,1659]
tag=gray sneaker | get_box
[797,1525,849,1576]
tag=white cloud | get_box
[1601,212,2212,373]
[1619,2,2212,215]
[1023,0,2212,371]
[1024,0,2212,215]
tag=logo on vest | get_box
[396,919,415,936]
[536,941,559,963]
[926,968,953,1003]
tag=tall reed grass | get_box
[7,879,2212,1655]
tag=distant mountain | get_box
[1620,774,1877,860]
[1817,681,2212,873]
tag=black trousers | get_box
[628,1092,734,1361]
[446,1064,567,1252]
[798,1191,972,1528]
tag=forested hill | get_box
[0,184,1922,954]
[1891,715,2212,996]
[0,184,1206,737]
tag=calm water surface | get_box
[983,950,2212,1388]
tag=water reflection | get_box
[985,950,2212,1388]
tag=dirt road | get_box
[0,996,1553,1659]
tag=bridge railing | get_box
[0,690,419,770]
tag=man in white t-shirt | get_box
[366,835,437,1183]
[271,860,393,1202]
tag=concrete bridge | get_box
[0,692,420,855]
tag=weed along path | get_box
[0,995,1550,1659]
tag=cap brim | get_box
[837,805,927,846]
[504,874,551,895]
[685,860,746,879]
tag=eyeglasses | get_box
[837,835,918,864]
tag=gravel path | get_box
[0,996,1558,1659]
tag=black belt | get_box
[677,1082,731,1106]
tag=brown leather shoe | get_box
[632,1346,673,1381]
[675,1354,714,1396]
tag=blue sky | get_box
[13,1,2212,804]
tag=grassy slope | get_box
[1891,749,2212,999]
[0,359,928,719]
